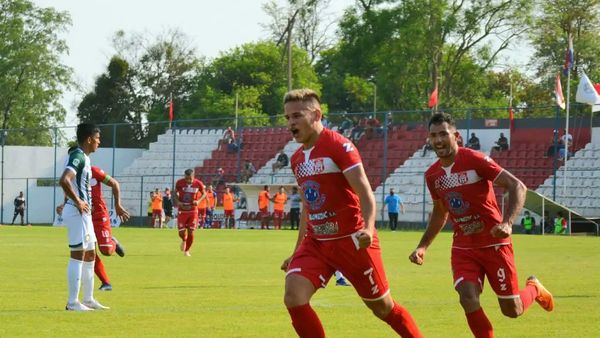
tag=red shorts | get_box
[197,208,207,218]
[224,209,234,217]
[259,207,270,217]
[287,233,390,301]
[178,211,198,230]
[152,209,162,218]
[92,215,113,251]
[451,244,520,298]
[273,210,284,219]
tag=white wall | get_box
[0,146,143,224]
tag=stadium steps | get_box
[115,128,223,216]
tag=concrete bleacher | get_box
[536,142,600,218]
[248,140,298,185]
[117,128,223,216]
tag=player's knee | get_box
[283,289,303,308]
[500,306,520,318]
[459,294,480,311]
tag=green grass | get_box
[0,226,599,338]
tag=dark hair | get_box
[263,185,269,190]
[428,112,456,129]
[184,169,194,176]
[76,123,100,145]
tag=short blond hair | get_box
[283,88,321,105]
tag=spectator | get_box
[558,129,573,160]
[151,188,163,228]
[288,186,301,230]
[241,160,256,183]
[492,132,509,151]
[466,132,480,150]
[545,130,561,158]
[11,191,26,225]
[349,116,366,142]
[338,114,353,136]
[384,188,405,231]
[163,188,173,225]
[272,150,289,172]
[365,115,381,139]
[542,210,552,234]
[553,211,567,235]
[212,167,225,187]
[520,210,536,235]
[421,138,433,157]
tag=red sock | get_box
[94,255,110,284]
[519,284,537,311]
[287,304,325,338]
[383,302,423,338]
[185,230,195,251]
[466,307,493,338]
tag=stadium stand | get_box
[117,128,223,216]
[248,140,298,185]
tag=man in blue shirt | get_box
[384,188,405,231]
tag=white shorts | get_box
[63,204,96,251]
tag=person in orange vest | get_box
[197,187,208,229]
[272,186,288,230]
[222,186,239,229]
[258,185,272,229]
[204,185,217,228]
[151,188,163,228]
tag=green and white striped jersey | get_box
[64,147,92,205]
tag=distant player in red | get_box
[409,112,554,338]
[174,169,206,256]
[272,186,287,230]
[258,185,272,229]
[280,89,422,338]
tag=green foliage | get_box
[0,0,72,146]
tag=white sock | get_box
[81,260,95,302]
[67,258,83,304]
[335,271,344,280]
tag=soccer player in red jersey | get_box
[272,186,287,230]
[409,112,554,338]
[280,89,422,338]
[174,169,206,256]
[258,185,272,229]
[222,186,238,229]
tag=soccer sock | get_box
[82,260,95,302]
[67,258,83,304]
[465,307,493,338]
[185,231,194,251]
[383,302,423,338]
[519,284,537,311]
[287,304,325,338]
[94,255,110,285]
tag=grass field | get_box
[0,226,599,338]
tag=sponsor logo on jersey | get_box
[445,191,470,215]
[90,178,98,186]
[302,180,326,210]
[342,142,354,153]
[72,158,80,166]
[294,157,339,178]
[312,221,339,235]
[308,210,336,221]
[434,170,481,190]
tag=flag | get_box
[575,71,600,105]
[555,72,566,109]
[563,34,574,75]
[169,99,174,121]
[428,86,438,109]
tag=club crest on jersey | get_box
[90,178,98,186]
[302,180,326,210]
[445,191,469,215]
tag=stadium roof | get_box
[524,190,599,235]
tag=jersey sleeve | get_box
[66,151,85,173]
[470,151,503,181]
[92,166,111,184]
[425,172,440,201]
[329,133,362,173]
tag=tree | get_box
[0,0,72,145]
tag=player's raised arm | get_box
[343,164,376,249]
[409,199,448,265]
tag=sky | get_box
[32,0,356,127]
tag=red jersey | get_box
[175,178,204,213]
[291,128,364,239]
[425,147,506,248]
[91,166,111,218]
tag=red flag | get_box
[555,72,565,109]
[428,86,438,109]
[169,99,173,121]
[508,106,514,132]
[594,83,600,95]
